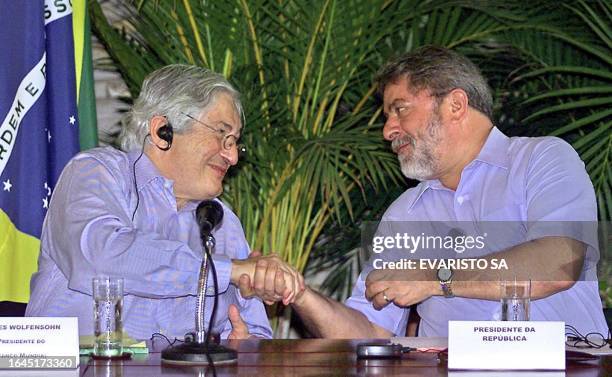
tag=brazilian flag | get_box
[0,0,98,306]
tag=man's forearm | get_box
[451,237,586,300]
[366,236,588,309]
[292,287,392,338]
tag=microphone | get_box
[195,200,223,345]
[196,200,223,239]
[161,200,238,366]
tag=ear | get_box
[444,88,469,123]
[148,115,170,150]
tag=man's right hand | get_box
[231,252,305,306]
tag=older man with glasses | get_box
[26,65,304,341]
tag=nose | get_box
[220,145,239,166]
[383,115,401,141]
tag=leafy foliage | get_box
[90,0,611,309]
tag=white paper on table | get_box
[447,372,565,377]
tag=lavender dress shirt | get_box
[26,147,272,340]
[346,127,608,337]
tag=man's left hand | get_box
[365,269,437,310]
[228,304,251,339]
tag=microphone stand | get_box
[161,233,238,365]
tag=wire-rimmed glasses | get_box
[182,113,246,157]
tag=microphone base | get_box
[161,341,238,365]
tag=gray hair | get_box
[118,64,243,151]
[375,46,493,119]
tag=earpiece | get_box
[156,122,173,151]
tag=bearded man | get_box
[269,46,607,338]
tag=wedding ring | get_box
[382,290,390,303]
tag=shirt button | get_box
[457,196,465,204]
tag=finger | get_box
[264,262,278,299]
[228,304,250,339]
[238,274,253,298]
[372,289,394,310]
[365,270,380,287]
[287,267,304,304]
[253,259,268,296]
[270,259,300,304]
[283,263,298,291]
[298,272,306,291]
[287,271,305,304]
[365,281,386,301]
[282,287,294,306]
[249,250,262,258]
[283,269,297,304]
[275,268,286,297]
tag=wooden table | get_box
[78,339,612,376]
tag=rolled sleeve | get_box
[524,139,598,261]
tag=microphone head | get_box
[196,200,224,237]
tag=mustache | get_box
[391,135,416,153]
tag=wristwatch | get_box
[437,267,454,298]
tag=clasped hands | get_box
[364,268,438,310]
[231,251,305,306]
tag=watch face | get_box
[438,268,452,281]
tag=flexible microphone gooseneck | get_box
[195,201,223,346]
[161,200,238,367]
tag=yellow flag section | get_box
[0,210,39,303]
[73,1,86,99]
[73,0,98,149]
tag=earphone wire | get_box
[131,134,149,222]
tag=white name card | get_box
[0,317,79,369]
[448,321,565,370]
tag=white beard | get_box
[392,114,443,181]
[398,152,435,181]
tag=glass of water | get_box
[93,276,124,357]
[500,279,531,321]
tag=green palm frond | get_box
[504,0,611,220]
[90,0,612,309]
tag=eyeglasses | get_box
[182,113,246,158]
[565,334,609,349]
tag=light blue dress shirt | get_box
[346,127,608,337]
[26,147,272,340]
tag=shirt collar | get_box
[127,151,203,213]
[406,126,510,210]
[405,182,432,212]
[472,126,510,169]
[423,126,510,189]
[128,150,168,189]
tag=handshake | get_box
[230,251,305,306]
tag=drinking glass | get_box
[93,276,124,357]
[500,279,530,321]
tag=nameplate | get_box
[448,321,565,370]
[0,317,79,369]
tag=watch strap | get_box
[439,278,454,298]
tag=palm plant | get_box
[487,1,611,303]
[90,0,611,332]
[496,0,611,219]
